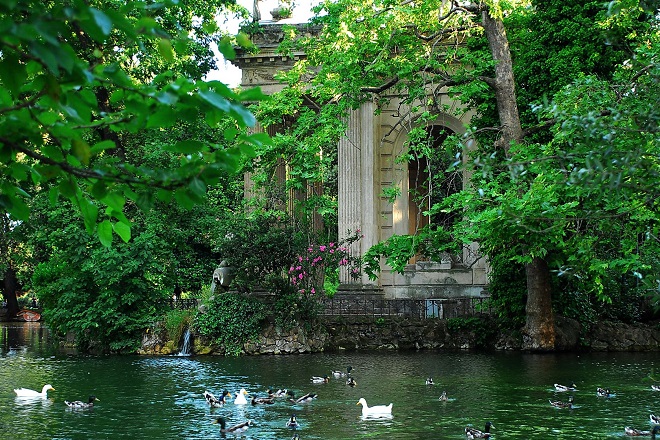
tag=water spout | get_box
[176,328,192,356]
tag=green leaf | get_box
[102,193,125,212]
[158,38,175,62]
[0,52,24,97]
[217,36,236,61]
[90,140,116,154]
[72,139,92,165]
[80,198,99,234]
[98,220,113,247]
[90,8,113,36]
[174,188,195,210]
[59,179,77,198]
[164,140,207,154]
[113,221,131,243]
[146,107,176,128]
[189,177,207,198]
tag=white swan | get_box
[14,384,55,398]
[234,388,249,404]
[357,397,393,416]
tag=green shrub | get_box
[194,292,266,356]
[164,309,193,344]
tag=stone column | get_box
[338,100,377,285]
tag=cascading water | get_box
[176,328,192,356]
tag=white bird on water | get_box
[357,397,393,417]
[14,384,55,398]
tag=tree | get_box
[254,0,657,350]
[0,0,269,246]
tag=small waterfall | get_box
[176,328,192,356]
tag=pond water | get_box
[2,322,660,439]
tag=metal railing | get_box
[319,296,491,319]
[166,295,492,320]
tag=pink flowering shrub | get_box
[289,229,363,296]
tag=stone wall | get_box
[138,315,660,355]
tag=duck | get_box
[597,387,613,397]
[332,366,353,378]
[288,391,317,404]
[251,395,275,405]
[234,388,249,405]
[286,414,300,429]
[465,421,494,439]
[64,395,99,409]
[652,385,660,391]
[356,397,393,417]
[213,417,252,434]
[554,383,577,392]
[549,395,574,408]
[268,388,288,398]
[14,384,55,398]
[291,434,300,440]
[426,377,434,385]
[438,390,449,401]
[624,425,660,436]
[651,414,660,424]
[311,375,329,384]
[203,390,231,407]
[346,376,358,387]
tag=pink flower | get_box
[319,245,326,251]
[298,273,304,279]
[311,288,316,294]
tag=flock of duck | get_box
[547,382,660,437]
[18,373,660,437]
[200,365,394,436]
[13,384,99,409]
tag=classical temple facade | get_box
[232,23,489,300]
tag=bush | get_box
[164,309,193,345]
[194,292,266,356]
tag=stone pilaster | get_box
[338,101,377,285]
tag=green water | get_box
[2,322,660,439]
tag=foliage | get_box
[446,316,498,348]
[211,210,307,292]
[289,229,363,296]
[164,309,194,345]
[0,0,269,245]
[194,292,267,356]
[31,209,170,352]
[485,255,527,330]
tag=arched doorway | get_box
[407,124,462,262]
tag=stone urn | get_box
[211,260,235,292]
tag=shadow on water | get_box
[1,323,660,439]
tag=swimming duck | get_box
[651,414,660,424]
[438,390,449,401]
[268,388,288,398]
[624,425,660,436]
[549,395,574,408]
[346,376,357,387]
[203,390,231,407]
[332,366,353,378]
[213,417,252,434]
[465,421,494,439]
[311,375,329,384]
[554,383,577,392]
[597,387,613,397]
[286,414,300,429]
[357,398,393,417]
[291,434,300,440]
[65,395,99,409]
[652,385,660,391]
[288,391,317,404]
[234,388,249,404]
[426,377,434,385]
[251,395,275,405]
[14,384,55,398]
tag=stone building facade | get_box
[232,23,489,299]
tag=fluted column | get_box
[338,101,377,285]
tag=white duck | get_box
[357,397,393,417]
[14,384,55,398]
[234,388,249,404]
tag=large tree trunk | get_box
[2,266,20,319]
[522,257,556,351]
[482,10,556,349]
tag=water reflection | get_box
[1,323,660,439]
